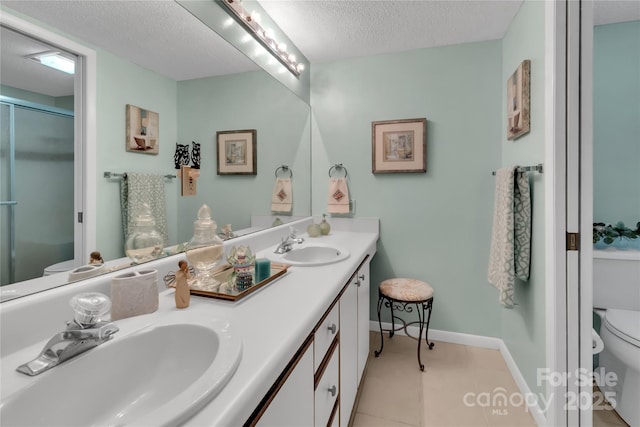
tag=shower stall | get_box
[1,97,75,285]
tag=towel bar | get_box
[103,171,176,180]
[491,163,543,176]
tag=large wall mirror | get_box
[0,1,311,299]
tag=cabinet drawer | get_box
[314,304,339,372]
[315,345,339,427]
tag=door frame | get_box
[0,11,97,266]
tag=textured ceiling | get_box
[1,0,638,98]
[1,0,259,96]
[259,0,523,64]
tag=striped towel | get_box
[121,172,169,246]
[487,167,532,308]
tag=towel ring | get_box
[275,165,293,179]
[328,163,348,178]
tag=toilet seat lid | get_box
[604,309,640,348]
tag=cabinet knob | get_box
[328,323,337,334]
[328,385,337,397]
[359,274,365,280]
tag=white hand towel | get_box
[272,178,292,212]
[487,166,532,308]
[327,177,350,214]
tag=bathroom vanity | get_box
[0,217,379,426]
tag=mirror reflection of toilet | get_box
[43,259,76,276]
[593,249,640,427]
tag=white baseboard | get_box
[369,321,547,426]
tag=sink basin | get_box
[274,244,350,266]
[0,317,242,426]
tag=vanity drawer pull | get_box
[328,385,337,397]
[327,324,337,334]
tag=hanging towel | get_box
[271,177,293,212]
[487,167,532,308]
[327,177,350,214]
[121,172,169,246]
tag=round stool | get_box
[374,278,435,371]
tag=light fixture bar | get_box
[220,0,304,77]
[28,51,75,74]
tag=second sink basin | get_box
[276,244,350,266]
[1,315,242,427]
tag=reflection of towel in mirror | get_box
[121,172,169,246]
[271,178,292,212]
[487,167,531,308]
[327,178,350,214]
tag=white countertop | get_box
[0,218,378,426]
[183,230,377,426]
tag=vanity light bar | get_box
[220,0,304,77]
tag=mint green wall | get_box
[593,21,640,226]
[176,71,311,243]
[95,48,178,260]
[500,0,546,398]
[311,40,503,337]
[55,95,74,111]
[1,85,56,106]
[0,85,74,111]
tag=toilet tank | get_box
[593,249,640,311]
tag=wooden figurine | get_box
[175,260,191,309]
[89,251,104,265]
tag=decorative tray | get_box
[188,262,290,302]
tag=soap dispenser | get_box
[319,213,331,235]
[185,204,224,286]
[124,203,164,264]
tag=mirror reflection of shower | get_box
[0,26,77,286]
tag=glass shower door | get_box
[0,100,74,286]
[1,102,16,285]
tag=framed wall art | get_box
[506,59,531,140]
[372,118,427,174]
[126,104,159,154]
[216,129,257,175]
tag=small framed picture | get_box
[372,118,427,173]
[507,59,531,140]
[216,129,257,175]
[126,104,159,154]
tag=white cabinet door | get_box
[257,343,314,427]
[339,281,358,427]
[357,258,371,384]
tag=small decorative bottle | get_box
[124,203,164,264]
[185,205,224,288]
[227,246,255,291]
[319,213,331,235]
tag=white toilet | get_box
[43,259,76,276]
[593,249,640,427]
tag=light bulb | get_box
[297,63,306,72]
[251,11,261,23]
[265,28,275,40]
[277,42,287,53]
[288,53,297,63]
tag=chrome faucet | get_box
[17,292,119,376]
[274,228,305,254]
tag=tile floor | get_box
[351,333,629,427]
